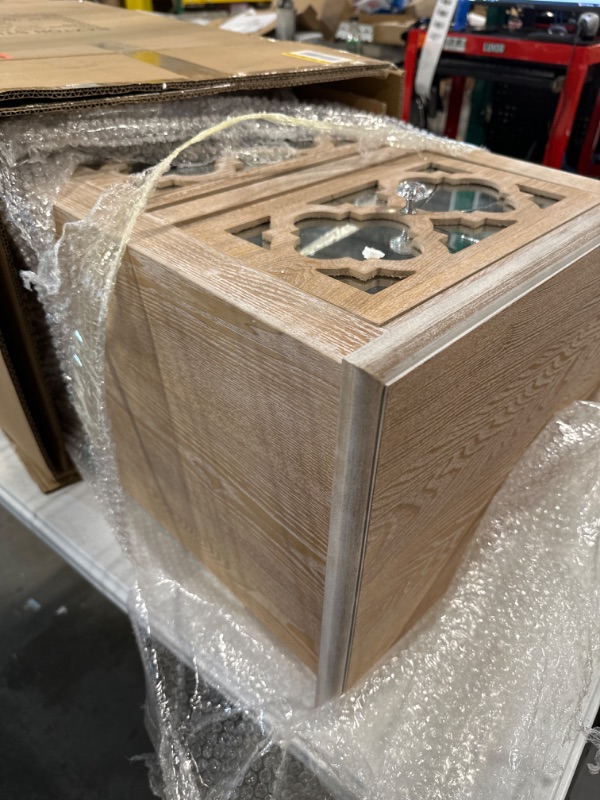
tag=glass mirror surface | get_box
[297,219,417,261]
[420,183,509,213]
[169,162,217,176]
[435,223,502,253]
[326,274,405,294]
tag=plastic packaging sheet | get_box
[1,95,599,800]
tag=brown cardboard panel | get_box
[157,43,365,76]
[0,72,404,120]
[371,22,414,46]
[301,70,404,118]
[0,54,184,90]
[1,41,107,60]
[0,1,392,105]
[0,355,64,493]
[0,225,78,493]
[0,17,241,60]
[358,12,421,46]
[358,0,436,20]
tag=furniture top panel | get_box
[69,142,600,327]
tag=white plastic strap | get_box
[414,0,460,100]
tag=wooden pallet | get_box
[56,140,600,701]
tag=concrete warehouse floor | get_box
[0,501,598,799]
[0,503,154,800]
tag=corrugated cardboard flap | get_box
[0,1,395,112]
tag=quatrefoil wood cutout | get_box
[178,149,569,325]
[72,142,573,326]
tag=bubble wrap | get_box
[1,95,598,800]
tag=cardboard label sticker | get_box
[283,50,353,65]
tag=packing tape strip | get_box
[414,0,460,100]
[96,43,224,80]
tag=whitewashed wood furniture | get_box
[56,142,600,699]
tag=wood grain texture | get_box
[451,147,600,191]
[352,206,600,379]
[345,242,600,686]
[55,144,600,696]
[106,250,342,670]
[55,179,381,671]
[152,147,415,226]
[55,183,382,361]
[159,153,597,326]
[69,150,598,327]
[145,141,363,213]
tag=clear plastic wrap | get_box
[1,95,598,800]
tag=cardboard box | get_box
[359,15,414,45]
[198,0,351,41]
[0,1,397,117]
[56,140,600,697]
[0,0,401,493]
[360,0,435,18]
[358,1,435,46]
[208,10,278,38]
[0,227,79,493]
[358,4,434,46]
[295,0,353,40]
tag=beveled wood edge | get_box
[349,205,600,383]
[316,361,385,704]
[450,147,600,192]
[54,181,383,362]
[65,147,597,329]
[178,153,593,327]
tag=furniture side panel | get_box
[106,252,341,671]
[347,244,600,685]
